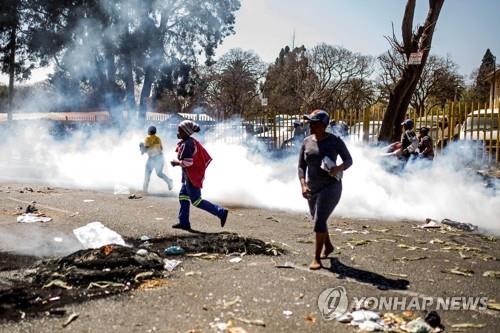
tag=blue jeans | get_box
[178,180,225,228]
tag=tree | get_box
[0,0,37,119]
[378,0,445,142]
[471,49,496,103]
[204,48,265,117]
[262,45,315,115]
[27,0,240,119]
[307,44,373,111]
[378,51,464,116]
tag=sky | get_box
[1,0,499,85]
[216,0,499,79]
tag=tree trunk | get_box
[139,66,155,120]
[122,54,136,120]
[7,20,17,121]
[378,0,445,142]
[104,45,118,117]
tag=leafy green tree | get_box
[471,49,496,103]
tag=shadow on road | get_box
[327,257,409,290]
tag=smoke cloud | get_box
[0,123,499,237]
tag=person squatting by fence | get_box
[140,126,174,194]
[298,110,353,270]
[170,120,229,231]
[418,126,434,160]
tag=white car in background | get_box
[349,121,382,143]
[459,109,499,159]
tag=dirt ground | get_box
[0,182,499,333]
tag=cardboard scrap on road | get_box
[442,267,474,277]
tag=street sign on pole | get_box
[261,98,268,106]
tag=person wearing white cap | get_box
[170,120,228,230]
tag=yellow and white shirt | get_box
[144,134,163,157]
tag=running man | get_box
[140,126,173,194]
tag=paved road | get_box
[0,183,499,332]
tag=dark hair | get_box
[148,126,157,135]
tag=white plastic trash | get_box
[163,259,182,272]
[113,185,130,195]
[17,213,52,223]
[73,222,126,249]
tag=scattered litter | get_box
[451,323,486,329]
[154,217,164,221]
[229,257,242,263]
[185,252,208,257]
[62,312,79,328]
[393,256,427,262]
[283,310,293,316]
[185,271,202,277]
[163,259,182,272]
[336,313,353,323]
[401,318,433,333]
[17,213,52,223]
[421,219,441,229]
[113,185,130,195]
[49,308,67,317]
[134,272,154,282]
[486,302,500,311]
[388,272,408,278]
[275,262,295,269]
[266,216,280,223]
[73,222,126,249]
[358,320,384,331]
[296,238,313,244]
[373,228,391,233]
[441,219,478,232]
[305,313,316,324]
[83,199,94,203]
[54,237,63,242]
[25,203,38,213]
[458,252,471,259]
[377,238,397,243]
[233,317,266,327]
[87,281,125,289]
[342,230,359,234]
[480,235,497,242]
[43,279,72,290]
[223,296,241,309]
[424,311,444,330]
[48,296,61,302]
[164,246,185,255]
[382,312,405,325]
[210,321,230,332]
[442,267,474,277]
[351,310,380,323]
[429,238,445,244]
[346,239,371,248]
[482,270,500,279]
[198,254,219,261]
[138,278,169,290]
[136,249,148,256]
[140,235,150,241]
[397,244,427,251]
[128,194,142,199]
[228,327,247,333]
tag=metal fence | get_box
[149,102,500,167]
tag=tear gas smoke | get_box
[0,123,499,236]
